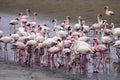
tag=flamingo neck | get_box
[26,11,29,17]
[111,23,114,32]
[97,16,101,24]
[78,19,82,26]
[101,31,105,38]
[106,8,109,14]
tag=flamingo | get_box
[73,16,82,31]
[111,23,120,40]
[92,38,108,73]
[41,38,58,67]
[65,16,71,25]
[52,19,64,31]
[25,39,38,66]
[90,14,103,36]
[104,6,115,17]
[0,36,13,61]
[18,12,28,27]
[12,41,26,64]
[10,33,20,42]
[101,20,111,35]
[81,20,90,33]
[9,18,19,35]
[21,9,31,19]
[71,39,93,74]
[48,44,61,68]
[30,12,37,28]
[101,30,112,48]
[113,40,120,61]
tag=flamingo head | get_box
[26,9,31,13]
[66,16,71,20]
[110,22,114,26]
[33,12,37,16]
[97,14,102,17]
[15,18,19,21]
[18,12,23,16]
[52,19,57,23]
[67,25,72,31]
[104,6,109,9]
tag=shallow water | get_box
[0,0,120,26]
[0,0,120,80]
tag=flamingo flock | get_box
[0,6,120,74]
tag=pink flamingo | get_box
[21,9,31,19]
[52,19,64,31]
[0,36,13,61]
[104,6,115,17]
[48,44,61,69]
[90,14,104,36]
[30,12,37,28]
[92,38,108,73]
[12,41,26,64]
[9,18,19,35]
[101,20,111,35]
[19,12,28,27]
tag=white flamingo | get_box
[73,16,82,31]
[52,19,64,31]
[111,23,120,40]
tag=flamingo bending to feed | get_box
[71,39,93,74]
[25,39,38,66]
[41,38,58,67]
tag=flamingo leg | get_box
[4,43,8,61]
[10,25,12,35]
[14,25,16,34]
[51,54,56,69]
[47,53,50,68]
